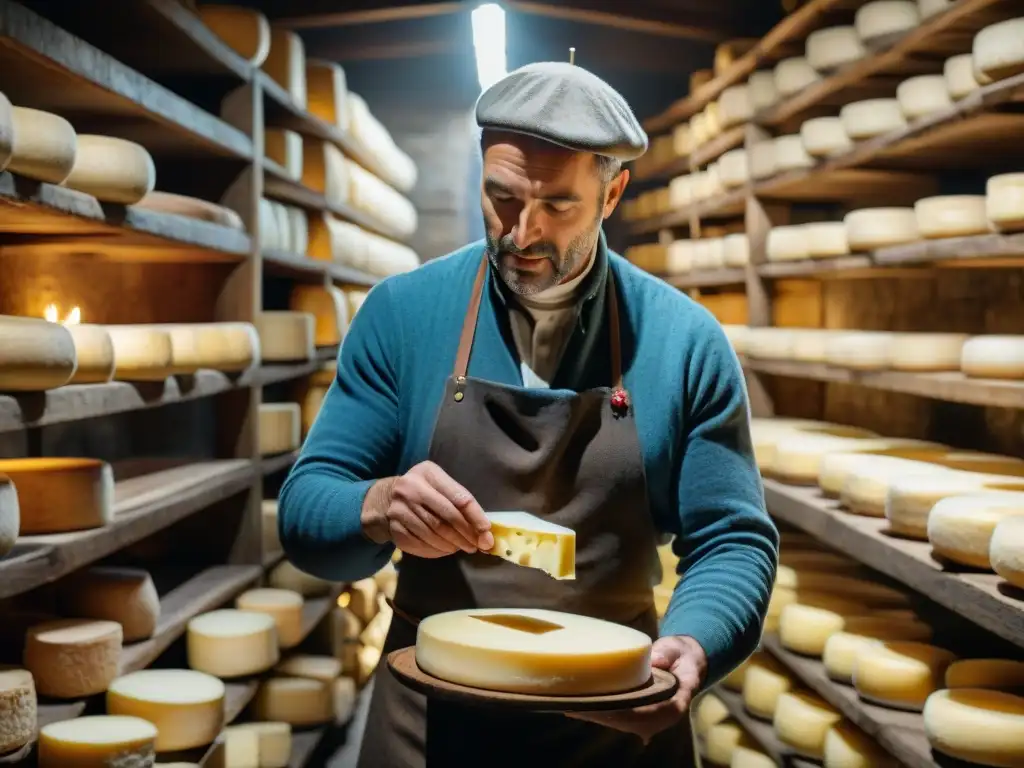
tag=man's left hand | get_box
[567,635,707,744]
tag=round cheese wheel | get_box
[0,668,35,755]
[265,127,302,181]
[946,659,1024,691]
[730,745,775,768]
[914,195,990,238]
[790,329,835,364]
[721,234,749,268]
[855,1,920,43]
[227,722,291,768]
[842,457,951,517]
[986,173,1024,233]
[853,641,957,711]
[819,443,949,498]
[801,117,853,158]
[745,327,796,360]
[806,26,867,72]
[767,224,811,262]
[944,54,980,100]
[276,654,343,683]
[824,722,898,768]
[748,70,779,112]
[0,458,113,534]
[416,608,651,695]
[695,693,730,737]
[269,560,335,597]
[770,433,874,484]
[844,207,919,250]
[260,402,301,456]
[0,474,18,558]
[63,135,156,204]
[826,331,896,370]
[778,597,870,657]
[348,161,417,238]
[823,619,934,682]
[60,566,160,642]
[774,57,821,96]
[105,325,175,381]
[256,312,315,363]
[961,335,1024,378]
[164,322,259,374]
[8,107,76,184]
[775,134,815,172]
[719,84,753,127]
[973,18,1024,84]
[896,75,953,120]
[0,314,77,391]
[886,472,1024,539]
[254,677,334,726]
[840,99,907,140]
[187,609,280,678]
[886,332,968,371]
[693,238,726,270]
[923,688,1024,768]
[133,191,245,230]
[706,722,753,766]
[991,515,1024,590]
[718,149,749,188]
[802,222,848,258]
[38,715,158,768]
[25,618,122,698]
[62,324,115,385]
[774,691,842,759]
[197,5,271,66]
[289,285,350,347]
[928,492,1024,569]
[748,140,777,180]
[237,588,304,649]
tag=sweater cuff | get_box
[660,607,742,691]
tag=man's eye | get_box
[492,194,514,203]
[546,202,573,214]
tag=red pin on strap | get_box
[610,388,630,415]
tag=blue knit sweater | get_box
[278,235,778,686]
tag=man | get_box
[279,61,777,767]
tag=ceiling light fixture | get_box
[471,3,507,91]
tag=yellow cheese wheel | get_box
[66,324,115,384]
[841,457,951,517]
[773,691,842,760]
[226,722,291,768]
[742,654,795,720]
[778,596,871,657]
[25,619,122,698]
[0,668,35,755]
[237,588,305,649]
[923,688,1024,768]
[695,693,730,737]
[822,619,933,682]
[721,655,752,692]
[819,444,949,498]
[8,107,76,184]
[991,515,1024,590]
[928,493,1024,569]
[259,403,301,456]
[824,722,898,768]
[105,325,175,381]
[289,285,349,347]
[197,5,271,66]
[62,135,156,204]
[262,27,306,107]
[187,609,280,678]
[853,641,957,711]
[946,659,1024,691]
[886,472,1024,539]
[0,458,113,534]
[254,677,334,726]
[38,715,158,768]
[306,59,349,130]
[59,566,160,642]
[0,314,77,391]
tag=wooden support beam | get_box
[271,1,464,29]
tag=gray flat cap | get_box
[476,62,648,161]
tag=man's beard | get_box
[485,224,599,296]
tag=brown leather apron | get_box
[358,257,696,768]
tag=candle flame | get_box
[43,304,82,325]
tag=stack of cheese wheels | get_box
[972,17,1024,85]
[886,470,1024,539]
[987,174,1024,233]
[961,335,1024,379]
[741,652,797,720]
[197,5,271,66]
[24,619,123,697]
[58,566,160,642]
[187,609,280,677]
[306,59,348,131]
[8,105,77,184]
[346,92,417,193]
[773,691,843,760]
[844,207,919,250]
[289,285,349,348]
[927,492,1024,570]
[853,641,957,711]
[0,475,17,558]
[0,458,113,534]
[226,722,292,767]
[65,324,115,384]
[824,722,898,768]
[134,190,245,231]
[0,668,36,756]
[259,402,302,456]
[37,715,158,768]
[62,135,156,204]
[0,314,78,391]
[256,312,315,362]
[237,588,305,649]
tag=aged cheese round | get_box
[944,54,980,100]
[306,59,349,130]
[719,84,753,128]
[0,314,77,391]
[775,134,815,172]
[227,722,291,768]
[946,659,1024,691]
[896,75,953,120]
[106,325,175,381]
[265,128,302,182]
[770,433,875,483]
[254,677,334,726]
[748,141,777,180]
[25,618,122,698]
[915,195,990,238]
[824,722,898,768]
[269,560,334,597]
[187,609,280,677]
[63,135,156,204]
[0,475,17,558]
[855,1,920,43]
[693,238,726,270]
[801,117,854,158]
[0,457,113,534]
[133,191,244,230]
[289,285,349,347]
[722,233,749,266]
[259,402,301,456]
[730,745,774,768]
[844,207,919,250]
[928,492,1024,569]
[307,212,365,266]
[806,222,850,258]
[302,139,349,207]
[918,0,952,18]
[745,328,795,359]
[416,608,651,695]
[826,332,896,370]
[778,597,869,657]
[0,668,35,755]
[276,654,342,683]
[806,26,866,71]
[840,99,907,140]
[348,161,417,238]
[774,57,822,97]
[972,18,1024,84]
[823,619,934,682]
[107,669,224,752]
[742,654,796,719]
[60,566,160,642]
[842,457,951,517]
[695,693,730,737]
[237,588,304,649]
[256,312,315,363]
[8,107,76,183]
[718,149,749,189]
[767,225,810,262]
[822,449,946,498]
[773,691,842,760]
[166,322,259,374]
[706,722,752,765]
[853,641,957,711]
[65,324,115,384]
[991,515,1024,590]
[197,5,271,66]
[262,27,307,107]
[217,726,260,767]
[986,174,1024,233]
[961,335,1024,378]
[886,332,968,371]
[886,471,1024,539]
[923,688,1024,768]
[748,70,779,112]
[38,715,157,768]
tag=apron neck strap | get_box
[454,255,624,389]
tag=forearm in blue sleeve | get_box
[277,283,401,582]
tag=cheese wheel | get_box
[886,472,1024,539]
[805,222,850,258]
[66,324,115,384]
[0,314,77,391]
[236,588,304,649]
[38,715,158,768]
[301,139,349,208]
[265,128,302,181]
[823,620,934,682]
[59,567,160,642]
[928,493,1024,569]
[748,70,778,112]
[306,59,349,130]
[766,225,810,262]
[62,135,155,204]
[719,84,753,128]
[774,57,821,97]
[773,691,842,759]
[896,75,953,120]
[0,458,113,534]
[695,693,730,737]
[800,117,853,158]
[944,54,980,100]
[348,162,418,238]
[973,18,1024,84]
[362,230,420,276]
[706,722,753,766]
[332,676,357,724]
[946,659,1024,691]
[254,677,334,726]
[844,207,919,250]
[915,195,990,239]
[0,475,17,559]
[276,655,342,684]
[217,726,260,767]
[819,445,948,498]
[855,2,920,43]
[197,5,271,66]
[693,238,726,271]
[132,191,244,230]
[722,234,749,267]
[259,402,301,456]
[886,332,968,371]
[416,608,651,695]
[824,722,898,768]
[0,668,35,755]
[774,134,814,172]
[826,331,896,370]
[853,641,957,711]
[923,689,1024,768]
[991,515,1024,590]
[24,619,122,698]
[718,149,749,189]
[918,0,952,18]
[307,211,366,266]
[778,598,869,657]
[162,322,259,374]
[256,312,315,362]
[187,609,280,678]
[840,99,907,140]
[8,107,76,183]
[269,560,335,597]
[842,456,952,517]
[986,174,1024,233]
[806,26,866,72]
[730,746,774,768]
[721,655,752,692]
[742,654,796,719]
[961,335,1024,378]
[748,140,777,180]
[262,27,306,107]
[770,433,877,483]
[106,325,174,380]
[289,285,349,347]
[302,384,327,436]
[226,722,291,768]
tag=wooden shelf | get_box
[632,153,689,183]
[762,478,1024,651]
[666,268,748,290]
[263,249,381,288]
[692,126,748,170]
[713,686,816,768]
[0,459,256,600]
[756,256,875,279]
[628,188,746,234]
[262,450,299,476]
[874,232,1024,267]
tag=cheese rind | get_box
[0,314,77,391]
[0,457,113,534]
[63,135,156,204]
[0,668,35,755]
[38,715,158,768]
[987,174,1024,233]
[484,511,576,579]
[853,641,957,711]
[928,493,1024,569]
[24,619,122,698]
[844,207,919,250]
[187,609,280,678]
[824,722,898,768]
[106,325,175,381]
[237,588,305,649]
[991,515,1024,590]
[8,107,76,183]
[59,566,160,642]
[946,659,1024,691]
[961,335,1024,379]
[914,195,990,238]
[923,689,1024,768]
[840,99,908,140]
[254,677,334,726]
[226,722,292,768]
[256,312,315,363]
[66,324,115,384]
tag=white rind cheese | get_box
[748,140,777,180]
[826,332,896,370]
[0,475,17,558]
[806,222,850,258]
[254,677,335,726]
[855,1,920,43]
[896,75,953,120]
[718,149,749,189]
[66,324,115,384]
[62,135,156,204]
[853,641,957,711]
[197,5,271,66]
[986,173,1024,233]
[944,54,980,100]
[885,472,1024,539]
[841,456,952,517]
[187,609,280,678]
[914,195,990,238]
[991,515,1024,590]
[774,57,821,96]
[237,588,305,649]
[806,26,866,72]
[923,688,1024,768]
[226,722,291,768]
[484,511,576,579]
[349,161,418,237]
[259,403,302,456]
[748,70,779,112]
[840,99,908,140]
[823,620,933,683]
[972,18,1024,85]
[961,335,1024,378]
[722,233,749,266]
[0,668,35,755]
[38,715,158,768]
[773,691,842,759]
[160,322,259,374]
[774,134,815,172]
[0,457,113,535]
[767,225,810,262]
[718,84,753,128]
[256,312,315,363]
[8,107,77,184]
[106,325,175,381]
[927,492,1024,569]
[0,314,77,391]
[886,333,968,371]
[24,618,122,698]
[844,207,919,250]
[59,566,160,642]
[800,117,854,158]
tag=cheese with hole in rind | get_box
[928,493,1024,569]
[748,140,777,180]
[265,128,302,182]
[806,26,866,72]
[896,75,953,120]
[826,331,896,370]
[24,619,122,698]
[718,149,749,189]
[0,458,113,534]
[133,191,245,230]
[187,609,280,678]
[853,641,957,711]
[237,589,304,650]
[105,325,174,381]
[262,27,306,107]
[276,655,342,683]
[973,18,1024,84]
[800,116,853,158]
[855,1,919,42]
[991,515,1024,590]
[269,561,335,597]
[301,138,349,208]
[416,608,651,695]
[197,5,270,66]
[255,312,315,363]
[742,654,796,719]
[289,285,349,347]
[823,620,934,682]
[254,677,334,725]
[484,511,576,579]
[0,668,35,755]
[915,195,990,238]
[0,314,77,391]
[824,722,898,768]
[262,499,281,560]
[961,335,1024,378]
[8,107,76,184]
[38,715,157,768]
[767,225,810,262]
[107,669,224,752]
[806,222,850,258]
[226,722,291,768]
[774,57,821,96]
[695,693,730,737]
[923,688,1024,768]
[62,135,155,204]
[705,722,753,765]
[0,475,17,558]
[718,84,753,128]
[946,659,1024,691]
[773,691,842,760]
[844,207,919,250]
[886,472,1024,539]
[59,566,159,642]
[841,457,953,517]
[749,70,779,111]
[0,91,12,172]
[840,99,907,140]
[986,173,1024,233]
[306,59,348,130]
[774,134,814,172]
[66,324,115,384]
[887,332,968,371]
[259,403,301,456]
[944,53,979,100]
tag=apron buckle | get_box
[454,375,467,402]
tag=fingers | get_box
[388,500,459,557]
[415,482,479,553]
[420,463,493,550]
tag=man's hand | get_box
[361,461,493,558]
[567,635,707,744]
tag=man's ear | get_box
[602,169,630,219]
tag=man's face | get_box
[481,132,628,296]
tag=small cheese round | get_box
[840,99,908,140]
[886,332,968,371]
[748,70,778,112]
[695,693,730,737]
[789,329,834,364]
[778,597,870,657]
[972,18,1024,84]
[66,324,115,384]
[106,325,175,381]
[806,26,867,72]
[896,75,953,120]
[8,107,77,183]
[774,134,815,172]
[854,1,920,43]
[259,402,301,456]
[187,609,280,678]
[844,207,919,250]
[928,493,1024,569]
[824,722,898,768]
[774,691,843,759]
[706,722,753,766]
[107,669,225,752]
[986,173,1024,233]
[719,84,753,128]
[24,619,122,698]
[745,328,795,360]
[276,654,342,683]
[197,5,271,66]
[718,149,749,189]
[254,677,335,726]
[826,332,896,370]
[801,117,853,158]
[0,314,78,391]
[730,745,775,768]
[62,135,156,204]
[38,715,157,768]
[991,515,1024,590]
[256,312,315,363]
[944,54,980,100]
[767,225,811,262]
[748,140,777,180]
[961,335,1024,378]
[819,445,947,498]
[0,668,35,755]
[946,659,1024,691]
[723,234,750,267]
[0,475,18,559]
[742,655,796,720]
[158,322,259,374]
[842,457,951,517]
[915,195,990,239]
[923,689,1024,768]
[806,222,850,258]
[0,457,113,535]
[236,588,304,649]
[886,472,1024,539]
[59,566,160,642]
[774,57,821,96]
[227,722,291,768]
[823,620,934,683]
[853,641,957,711]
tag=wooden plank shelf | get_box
[666,268,747,290]
[874,232,1024,267]
[263,248,381,288]
[632,153,688,183]
[760,635,938,768]
[628,188,746,234]
[691,126,747,170]
[0,0,252,159]
[713,686,816,768]
[0,459,256,599]
[762,478,1024,651]
[756,256,875,279]
[262,450,299,476]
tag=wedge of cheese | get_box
[483,511,575,579]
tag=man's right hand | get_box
[361,461,494,558]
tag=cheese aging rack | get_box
[0,1,409,765]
